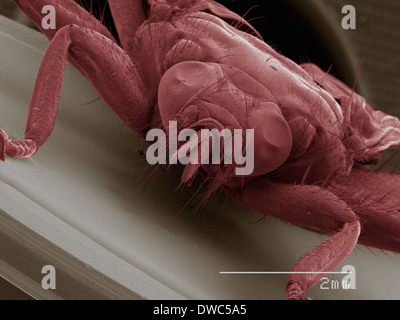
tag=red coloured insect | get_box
[1,0,400,300]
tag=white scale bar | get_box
[220,271,352,275]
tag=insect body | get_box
[1,0,400,299]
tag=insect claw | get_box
[0,128,37,160]
[286,283,311,300]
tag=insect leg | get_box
[1,24,151,161]
[14,0,116,42]
[328,168,400,254]
[227,179,360,300]
[108,0,146,57]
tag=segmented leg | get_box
[0,24,152,161]
[108,0,147,57]
[328,168,400,253]
[14,0,116,42]
[227,179,361,300]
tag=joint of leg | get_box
[286,282,311,300]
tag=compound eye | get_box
[158,61,223,128]
[248,102,292,176]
